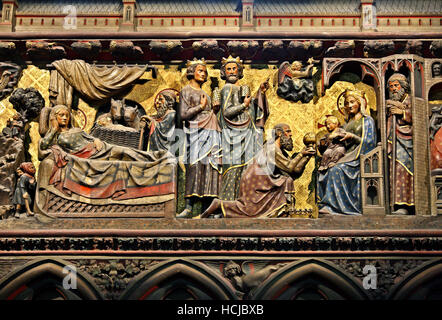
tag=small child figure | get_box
[12,162,36,218]
[318,116,346,172]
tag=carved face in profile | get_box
[344,95,361,116]
[26,163,35,175]
[279,125,294,151]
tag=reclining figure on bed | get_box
[36,104,176,217]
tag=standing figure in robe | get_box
[218,55,270,201]
[386,73,414,215]
[176,59,222,218]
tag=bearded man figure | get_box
[176,58,222,218]
[217,55,270,201]
[141,90,177,152]
[201,124,315,218]
[386,73,414,215]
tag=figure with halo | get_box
[317,89,377,215]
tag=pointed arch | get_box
[428,81,442,101]
[325,59,382,89]
[0,258,103,300]
[120,259,237,300]
[388,259,442,300]
[253,259,369,300]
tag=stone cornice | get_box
[0,234,441,255]
[0,31,441,40]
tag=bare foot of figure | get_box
[201,198,222,218]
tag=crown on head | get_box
[186,58,206,68]
[221,55,243,67]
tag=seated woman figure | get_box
[317,89,377,215]
[36,105,176,215]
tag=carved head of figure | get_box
[325,116,340,132]
[291,61,303,71]
[19,162,35,177]
[223,261,241,279]
[220,56,244,84]
[49,105,71,130]
[110,98,124,122]
[186,58,208,85]
[432,62,441,77]
[387,73,409,102]
[154,90,177,119]
[273,123,293,152]
[342,89,367,118]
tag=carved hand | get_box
[200,94,208,110]
[339,132,354,141]
[301,147,316,156]
[94,139,104,151]
[244,95,252,108]
[386,99,404,108]
[389,106,404,116]
[141,115,154,123]
[260,78,270,93]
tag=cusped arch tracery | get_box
[120,259,237,300]
[388,259,442,300]
[252,259,369,300]
[0,258,103,300]
[324,58,382,89]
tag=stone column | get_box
[119,0,136,32]
[241,0,254,30]
[360,0,376,32]
[0,0,18,32]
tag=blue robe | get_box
[317,115,376,215]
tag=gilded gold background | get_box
[0,64,377,217]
